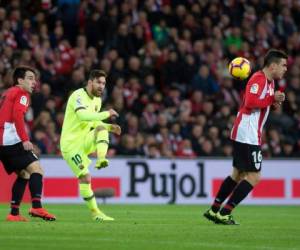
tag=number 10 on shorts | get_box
[72,154,82,166]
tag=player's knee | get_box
[231,174,239,182]
[231,168,241,182]
[16,170,30,180]
[94,126,108,141]
[237,172,247,182]
[26,161,44,176]
[246,172,261,186]
[95,125,105,134]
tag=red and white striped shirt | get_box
[231,71,275,145]
[0,86,30,145]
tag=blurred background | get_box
[0,0,299,159]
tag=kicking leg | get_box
[94,126,109,169]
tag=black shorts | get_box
[232,140,262,172]
[0,142,38,174]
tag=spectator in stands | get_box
[116,134,139,156]
[190,65,219,95]
[175,139,196,158]
[279,137,296,157]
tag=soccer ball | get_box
[228,57,251,80]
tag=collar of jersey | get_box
[84,87,94,100]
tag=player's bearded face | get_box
[91,77,106,97]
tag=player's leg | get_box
[83,130,114,220]
[219,171,260,216]
[1,142,55,222]
[204,141,241,222]
[26,161,44,209]
[83,125,110,169]
[6,170,29,222]
[211,168,240,212]
[216,144,262,225]
[93,125,109,169]
[203,167,241,222]
[26,161,56,221]
[61,149,98,217]
[62,149,114,221]
[79,173,114,221]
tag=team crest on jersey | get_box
[20,96,27,106]
[250,83,259,94]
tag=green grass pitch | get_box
[0,204,299,250]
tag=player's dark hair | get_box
[88,70,107,80]
[263,49,288,67]
[12,66,37,85]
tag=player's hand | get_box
[111,124,121,135]
[23,141,34,151]
[272,101,282,110]
[274,91,285,102]
[108,109,119,118]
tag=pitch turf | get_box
[0,204,299,250]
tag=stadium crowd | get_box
[0,0,300,158]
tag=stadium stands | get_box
[0,0,299,157]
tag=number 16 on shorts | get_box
[252,150,262,170]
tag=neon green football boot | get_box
[92,210,114,221]
[203,209,217,223]
[215,212,239,225]
[95,158,109,170]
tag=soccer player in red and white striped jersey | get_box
[204,49,288,225]
[0,66,56,221]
